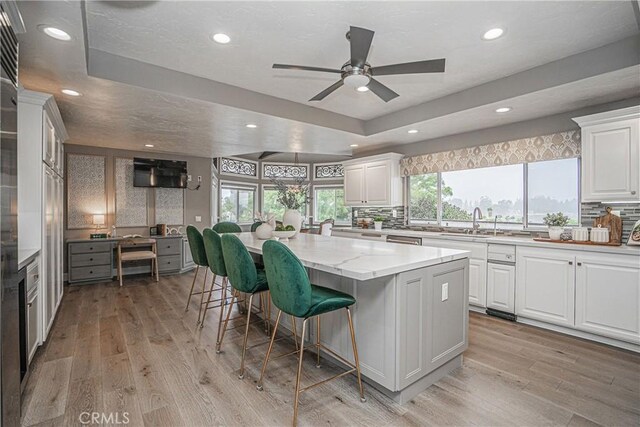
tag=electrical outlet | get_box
[195,216,202,222]
[354,210,359,218]
[197,176,202,183]
[187,175,193,182]
[392,209,397,218]
[441,283,449,301]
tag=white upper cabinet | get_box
[573,106,640,202]
[342,153,403,206]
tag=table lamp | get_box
[92,214,105,232]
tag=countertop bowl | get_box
[272,230,296,240]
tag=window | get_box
[314,186,351,225]
[442,164,523,226]
[527,158,579,225]
[262,187,306,220]
[220,183,255,224]
[408,159,580,229]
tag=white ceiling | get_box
[15,1,640,159]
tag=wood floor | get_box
[22,271,640,427]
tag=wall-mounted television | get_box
[133,158,188,188]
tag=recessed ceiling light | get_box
[212,33,231,44]
[408,129,419,134]
[495,107,512,113]
[350,144,359,147]
[482,28,504,41]
[356,86,369,92]
[145,144,154,148]
[245,124,257,128]
[61,89,81,96]
[41,26,71,41]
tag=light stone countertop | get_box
[333,227,640,256]
[236,232,470,281]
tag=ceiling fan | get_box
[273,26,446,102]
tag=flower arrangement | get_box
[254,211,275,224]
[272,176,310,210]
[543,212,570,227]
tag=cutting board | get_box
[593,207,622,244]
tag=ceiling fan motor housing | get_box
[341,62,372,88]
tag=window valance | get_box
[400,130,581,176]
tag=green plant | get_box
[374,216,385,222]
[284,225,296,231]
[272,176,310,210]
[275,224,285,231]
[543,212,569,227]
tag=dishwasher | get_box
[386,235,423,245]
[486,244,517,321]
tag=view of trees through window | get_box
[314,187,350,224]
[262,188,306,220]
[220,186,255,224]
[409,159,579,228]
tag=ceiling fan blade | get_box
[367,78,399,102]
[309,80,344,101]
[349,26,374,69]
[273,64,342,74]
[258,151,280,160]
[370,58,446,76]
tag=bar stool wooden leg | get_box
[185,266,199,312]
[216,289,237,354]
[215,277,228,346]
[316,315,321,368]
[196,269,209,325]
[199,273,217,328]
[291,316,299,351]
[293,318,308,426]
[154,256,159,281]
[257,309,282,391]
[238,293,254,379]
[346,307,366,402]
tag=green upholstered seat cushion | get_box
[250,221,263,232]
[212,222,242,233]
[221,233,267,294]
[305,285,355,318]
[262,240,312,317]
[202,228,226,276]
[186,226,208,267]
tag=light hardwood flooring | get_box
[22,271,640,426]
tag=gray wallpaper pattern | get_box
[155,187,184,225]
[67,154,106,229]
[115,158,148,227]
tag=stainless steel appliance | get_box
[1,4,21,424]
[386,235,423,246]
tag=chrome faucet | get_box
[472,207,483,234]
[493,215,500,236]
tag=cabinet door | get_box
[582,118,639,202]
[468,258,487,308]
[516,248,575,327]
[43,168,56,336]
[43,114,55,168]
[575,254,640,343]
[344,165,365,205]
[55,176,63,306]
[27,290,39,362]
[487,262,515,313]
[364,161,391,205]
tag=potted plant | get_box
[543,212,569,240]
[273,177,310,237]
[373,216,385,231]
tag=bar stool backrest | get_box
[212,221,242,233]
[202,228,226,277]
[186,225,208,267]
[262,240,312,318]
[220,234,258,293]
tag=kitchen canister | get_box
[590,225,609,243]
[571,227,589,242]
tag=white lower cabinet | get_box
[575,253,640,344]
[516,248,575,327]
[486,262,515,313]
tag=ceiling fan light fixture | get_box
[482,28,504,40]
[356,86,369,92]
[211,33,231,44]
[343,73,370,89]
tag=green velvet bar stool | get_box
[250,221,263,232]
[217,233,271,379]
[257,240,365,425]
[185,226,211,325]
[199,229,233,336]
[212,221,242,233]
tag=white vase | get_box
[255,223,273,240]
[283,209,302,237]
[548,226,563,240]
[374,221,383,231]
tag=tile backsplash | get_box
[351,206,405,228]
[581,202,639,243]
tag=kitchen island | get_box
[236,232,470,403]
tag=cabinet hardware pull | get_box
[577,262,582,266]
[568,261,573,265]
[27,302,33,308]
[632,191,637,195]
[89,247,93,250]
[89,258,93,261]
[89,271,93,274]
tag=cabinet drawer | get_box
[71,253,111,268]
[158,255,181,272]
[70,265,112,282]
[157,239,181,256]
[70,242,112,254]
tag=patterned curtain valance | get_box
[400,130,581,176]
